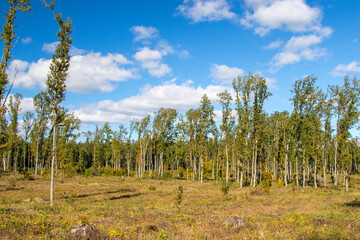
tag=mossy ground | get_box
[0,173,360,239]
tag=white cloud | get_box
[265,77,279,90]
[20,97,35,114]
[130,26,159,43]
[21,37,32,45]
[210,64,244,84]
[74,80,231,124]
[241,0,323,36]
[284,34,322,51]
[5,95,34,115]
[271,31,331,70]
[178,50,190,59]
[42,42,58,53]
[272,51,301,67]
[8,52,139,94]
[42,42,88,56]
[177,0,236,23]
[70,46,87,56]
[148,64,172,78]
[331,61,360,77]
[157,40,175,56]
[134,47,172,77]
[263,40,283,49]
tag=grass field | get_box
[1,173,360,239]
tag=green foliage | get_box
[175,185,183,207]
[221,181,230,199]
[262,172,272,193]
[178,166,185,179]
[102,166,114,176]
[148,185,156,191]
[158,230,167,239]
[84,167,93,177]
[62,166,77,178]
[0,0,31,101]
[23,171,34,181]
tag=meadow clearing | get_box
[0,174,360,239]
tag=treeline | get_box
[1,73,360,191]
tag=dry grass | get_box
[0,173,360,239]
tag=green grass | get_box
[0,174,359,239]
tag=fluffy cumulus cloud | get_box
[134,47,172,77]
[263,40,283,49]
[42,42,58,53]
[5,95,35,115]
[240,0,333,70]
[7,52,139,94]
[271,29,331,70]
[42,42,87,56]
[177,0,236,23]
[21,37,32,45]
[331,61,360,77]
[241,0,322,36]
[210,64,244,84]
[130,26,159,43]
[74,80,231,124]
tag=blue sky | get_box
[2,0,360,129]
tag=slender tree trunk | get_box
[285,142,289,187]
[240,171,243,188]
[2,151,6,172]
[23,142,26,172]
[323,142,327,187]
[50,113,57,207]
[35,136,40,175]
[314,156,318,188]
[295,154,299,186]
[13,145,19,174]
[345,170,349,192]
[225,144,229,184]
[200,155,203,183]
[272,156,276,181]
[160,152,164,176]
[334,140,338,186]
[212,153,215,180]
[6,150,11,171]
[251,145,255,187]
[303,148,306,188]
[216,145,220,183]
[252,139,258,187]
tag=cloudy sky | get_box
[2,0,360,129]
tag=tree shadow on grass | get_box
[108,193,143,200]
[63,188,135,199]
[344,199,360,207]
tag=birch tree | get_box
[43,0,73,206]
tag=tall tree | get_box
[0,0,30,162]
[332,76,360,191]
[43,0,73,206]
[290,75,320,187]
[0,0,31,105]
[198,94,215,183]
[22,111,33,171]
[217,90,233,184]
[135,115,151,178]
[6,93,22,172]
[32,91,50,175]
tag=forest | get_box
[1,1,360,239]
[2,72,360,191]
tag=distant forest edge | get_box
[1,1,360,194]
[2,73,360,192]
